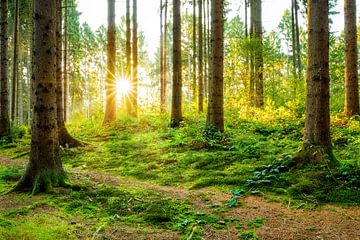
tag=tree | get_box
[0,0,10,138]
[16,0,65,192]
[63,0,69,121]
[11,0,19,123]
[192,0,197,101]
[56,0,80,147]
[131,0,138,117]
[198,0,204,112]
[170,0,182,127]
[207,0,224,132]
[160,0,165,111]
[103,0,116,124]
[299,0,336,166]
[126,0,131,113]
[344,0,359,116]
[254,0,263,107]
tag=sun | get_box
[116,78,131,97]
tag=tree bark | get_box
[131,0,138,117]
[344,0,359,116]
[249,0,255,104]
[207,0,224,132]
[11,0,19,123]
[63,0,68,121]
[254,0,263,107]
[163,0,168,109]
[198,0,203,112]
[56,0,80,148]
[170,0,182,127]
[299,0,336,166]
[192,0,197,101]
[160,0,165,111]
[103,0,116,124]
[0,0,10,138]
[294,0,302,79]
[16,0,65,193]
[126,0,132,114]
[291,0,297,83]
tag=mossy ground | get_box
[0,109,359,239]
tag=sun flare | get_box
[116,79,132,97]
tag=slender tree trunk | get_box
[160,0,165,111]
[170,0,182,127]
[63,0,68,121]
[131,0,138,117]
[103,0,116,124]
[254,0,263,107]
[300,0,335,166]
[192,0,197,101]
[207,0,224,132]
[11,0,19,123]
[56,0,80,147]
[291,0,297,84]
[344,0,359,116]
[206,0,211,97]
[163,0,168,108]
[249,0,255,104]
[203,0,208,99]
[294,0,302,79]
[0,0,10,137]
[244,0,249,92]
[126,0,132,113]
[198,0,203,112]
[16,0,65,193]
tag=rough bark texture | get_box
[300,0,335,166]
[55,0,80,148]
[344,0,359,116]
[254,0,263,107]
[198,0,204,112]
[170,0,182,127]
[103,0,116,124]
[0,0,10,138]
[16,0,65,193]
[131,0,138,117]
[291,0,297,82]
[125,0,132,114]
[207,0,224,132]
[11,0,19,123]
[63,0,68,121]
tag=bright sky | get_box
[76,0,359,58]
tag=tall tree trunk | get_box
[291,0,297,84]
[207,0,224,132]
[344,0,359,116]
[103,0,116,124]
[192,0,197,101]
[203,0,208,98]
[11,0,19,123]
[206,0,211,97]
[294,0,302,79]
[16,0,65,193]
[28,0,34,126]
[63,0,68,121]
[170,0,182,127]
[254,0,263,107]
[163,0,168,109]
[56,0,80,147]
[160,0,165,111]
[131,0,138,117]
[300,0,335,166]
[244,0,249,92]
[198,0,203,112]
[0,0,10,138]
[249,0,255,104]
[126,0,132,113]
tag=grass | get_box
[0,108,359,238]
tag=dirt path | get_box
[1,157,360,240]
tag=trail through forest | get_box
[1,156,359,240]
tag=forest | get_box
[0,0,359,239]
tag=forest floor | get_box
[0,110,359,239]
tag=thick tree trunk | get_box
[0,0,10,138]
[103,0,116,124]
[192,0,197,101]
[207,0,224,132]
[126,0,132,114]
[55,0,81,148]
[198,0,203,112]
[16,0,65,193]
[170,0,182,127]
[344,0,359,116]
[131,0,138,117]
[11,0,19,123]
[297,0,336,167]
[63,0,68,121]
